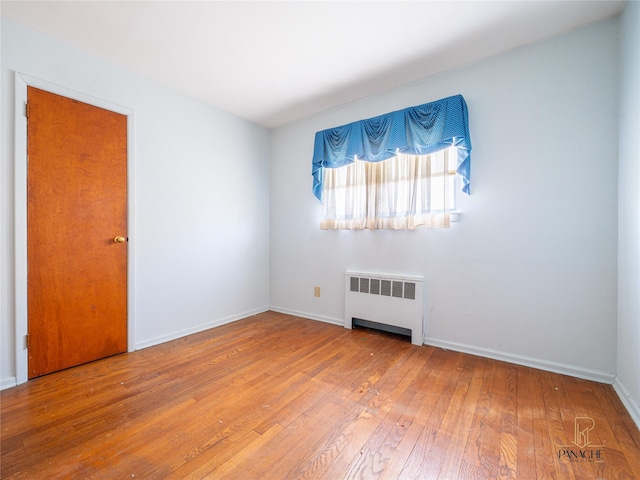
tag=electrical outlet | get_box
[314,286,321,297]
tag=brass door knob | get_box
[114,236,126,244]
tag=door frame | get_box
[13,72,137,385]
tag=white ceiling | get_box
[1,1,625,128]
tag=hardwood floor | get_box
[2,311,639,479]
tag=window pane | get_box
[321,147,459,229]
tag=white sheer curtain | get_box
[321,148,455,230]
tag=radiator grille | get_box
[349,275,416,300]
[360,277,369,294]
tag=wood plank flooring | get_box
[2,311,639,479]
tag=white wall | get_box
[616,1,640,426]
[270,19,619,381]
[1,19,270,387]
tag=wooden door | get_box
[27,87,128,379]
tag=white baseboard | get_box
[135,306,270,350]
[424,337,616,384]
[269,306,344,327]
[1,377,17,391]
[613,377,640,431]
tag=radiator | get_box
[344,271,424,346]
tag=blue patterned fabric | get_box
[312,94,471,200]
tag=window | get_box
[321,147,458,230]
[311,95,471,225]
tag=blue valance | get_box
[312,94,471,200]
